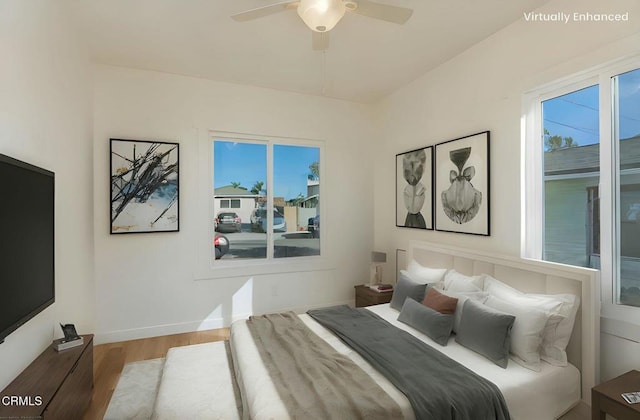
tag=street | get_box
[218,231,320,259]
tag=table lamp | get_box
[370,251,387,285]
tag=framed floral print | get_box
[434,131,490,236]
[396,146,433,230]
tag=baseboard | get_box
[94,299,352,345]
[94,316,244,345]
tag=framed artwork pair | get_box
[395,131,490,236]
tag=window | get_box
[212,137,321,262]
[219,199,241,209]
[614,68,640,307]
[541,85,600,268]
[524,59,640,319]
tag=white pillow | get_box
[441,289,489,334]
[484,275,579,366]
[406,260,448,284]
[399,270,444,290]
[484,295,549,372]
[530,293,580,366]
[484,276,564,314]
[443,270,484,293]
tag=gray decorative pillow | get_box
[390,272,427,311]
[398,298,453,346]
[455,299,515,368]
[441,290,489,333]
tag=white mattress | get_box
[230,304,580,420]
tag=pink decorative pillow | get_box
[423,287,458,315]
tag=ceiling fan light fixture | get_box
[297,0,346,32]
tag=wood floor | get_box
[83,328,229,420]
[84,328,589,420]
[559,402,590,419]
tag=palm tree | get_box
[308,161,319,180]
[251,181,265,196]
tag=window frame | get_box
[523,55,640,337]
[522,75,599,261]
[194,130,327,280]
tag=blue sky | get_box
[213,141,319,200]
[543,68,640,147]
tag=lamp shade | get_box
[297,0,346,32]
[371,251,387,263]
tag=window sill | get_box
[193,256,334,280]
[601,316,640,343]
[601,295,640,342]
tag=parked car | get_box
[270,210,287,233]
[215,212,242,233]
[307,215,320,238]
[307,217,315,236]
[251,208,287,232]
[250,208,263,230]
[311,215,320,238]
[214,234,229,259]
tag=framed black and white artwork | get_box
[434,131,490,236]
[396,146,433,230]
[110,138,179,234]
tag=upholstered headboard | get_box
[406,240,600,405]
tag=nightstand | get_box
[592,370,640,420]
[354,285,394,307]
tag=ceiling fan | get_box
[232,0,413,50]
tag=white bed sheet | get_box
[230,303,580,420]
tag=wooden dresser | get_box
[0,334,93,419]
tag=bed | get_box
[229,241,600,419]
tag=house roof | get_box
[214,185,258,197]
[544,135,640,176]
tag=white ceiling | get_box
[69,0,552,103]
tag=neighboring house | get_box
[544,135,640,294]
[300,179,319,209]
[214,185,259,227]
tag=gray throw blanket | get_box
[308,305,511,420]
[246,311,402,420]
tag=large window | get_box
[614,69,640,307]
[212,137,321,262]
[541,85,600,268]
[525,61,640,315]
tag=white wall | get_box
[373,0,639,381]
[93,65,375,343]
[0,1,94,389]
[3,0,635,391]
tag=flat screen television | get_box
[0,154,54,344]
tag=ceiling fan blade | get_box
[312,32,330,51]
[231,1,299,22]
[349,0,413,24]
